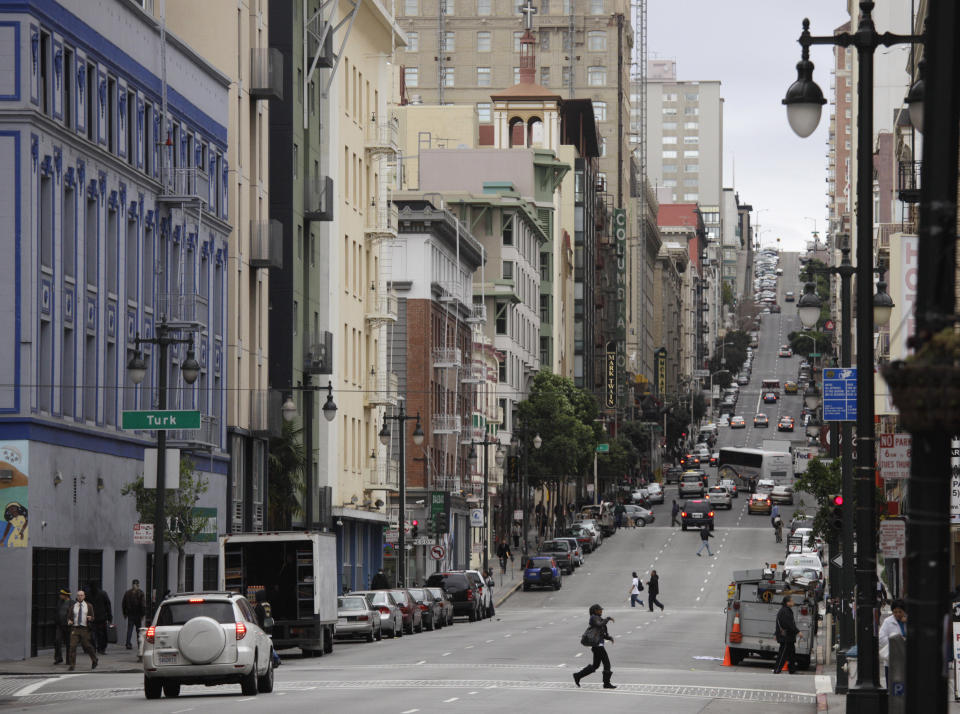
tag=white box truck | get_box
[220,531,338,656]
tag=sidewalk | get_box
[0,646,143,676]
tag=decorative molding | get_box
[77,62,85,100]
[39,155,52,177]
[53,46,62,88]
[30,28,38,74]
[63,166,74,188]
[53,147,62,177]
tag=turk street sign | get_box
[122,410,201,430]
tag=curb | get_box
[495,580,522,607]
[0,665,142,676]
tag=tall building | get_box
[395,0,635,407]
[268,0,404,593]
[0,0,230,659]
[164,0,277,535]
[827,22,853,243]
[643,60,723,209]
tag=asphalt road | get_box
[0,255,824,712]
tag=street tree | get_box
[268,419,306,530]
[122,457,210,591]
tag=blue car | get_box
[522,556,562,591]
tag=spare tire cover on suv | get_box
[178,616,227,664]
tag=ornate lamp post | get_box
[281,381,338,528]
[379,402,424,588]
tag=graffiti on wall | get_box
[0,441,28,547]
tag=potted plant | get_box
[882,324,960,432]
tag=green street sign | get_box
[122,410,201,430]
[596,443,610,453]
[809,352,822,357]
[430,491,446,515]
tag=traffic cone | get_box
[722,646,732,666]
[781,659,790,672]
[729,612,742,644]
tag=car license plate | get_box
[158,653,177,665]
[692,513,703,518]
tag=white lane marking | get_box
[442,652,452,657]
[557,663,567,667]
[14,676,70,697]
[416,660,427,665]
[504,634,512,638]
[171,710,194,714]
[402,709,420,713]
[696,596,701,601]
[486,639,494,644]
[465,645,474,649]
[238,698,256,702]
[575,652,584,657]
[443,698,459,703]
[469,691,479,695]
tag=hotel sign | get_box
[655,348,667,397]
[605,345,617,409]
[614,208,627,407]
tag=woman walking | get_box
[573,604,616,689]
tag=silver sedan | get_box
[334,595,382,642]
[354,590,403,639]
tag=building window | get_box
[406,32,419,51]
[664,92,677,101]
[587,30,606,51]
[662,122,677,130]
[404,67,418,87]
[540,30,550,49]
[662,150,677,158]
[600,137,607,156]
[684,162,698,172]
[683,150,699,158]
[587,66,605,86]
[562,65,571,86]
[540,66,550,85]
[514,31,524,53]
[441,31,455,52]
[502,260,514,280]
[683,178,697,187]
[477,67,491,86]
[685,92,699,101]
[477,102,492,122]
[477,0,491,14]
[404,0,417,13]
[540,295,550,323]
[477,31,491,52]
[441,0,454,12]
[663,179,676,187]
[662,163,676,173]
[596,172,607,191]
[683,193,698,201]
[513,67,521,84]
[590,0,604,13]
[662,136,677,144]
[499,359,507,382]
[684,106,699,116]
[593,101,606,121]
[684,121,698,130]
[495,302,508,334]
[562,0,572,12]
[441,67,454,87]
[683,136,699,144]
[502,213,514,245]
[662,107,677,116]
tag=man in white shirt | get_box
[628,571,644,608]
[66,589,98,671]
[879,598,906,686]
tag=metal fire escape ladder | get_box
[303,0,362,115]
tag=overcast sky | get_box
[648,2,853,252]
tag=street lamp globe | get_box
[797,282,822,329]
[180,345,201,385]
[783,56,827,138]
[468,444,478,469]
[281,395,298,423]
[873,280,895,328]
[127,352,147,385]
[533,433,543,450]
[321,381,338,422]
[412,418,425,446]
[378,421,391,446]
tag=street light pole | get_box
[784,7,917,707]
[469,437,505,575]
[281,380,338,529]
[379,402,424,588]
[127,326,200,609]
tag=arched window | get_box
[528,117,544,146]
[509,117,526,147]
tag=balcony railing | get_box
[365,289,398,325]
[364,201,399,240]
[461,362,486,384]
[365,370,398,407]
[250,219,283,270]
[365,114,399,153]
[303,330,333,375]
[250,390,282,438]
[167,414,219,451]
[367,460,399,491]
[157,292,208,328]
[305,175,334,222]
[466,302,487,324]
[897,160,921,204]
[432,414,462,434]
[433,347,462,368]
[159,167,210,206]
[250,48,283,100]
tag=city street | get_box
[0,257,826,713]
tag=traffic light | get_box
[830,495,843,531]
[411,519,419,538]
[436,511,448,534]
[426,514,436,538]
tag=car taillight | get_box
[188,598,205,604]
[357,615,369,621]
[681,512,687,517]
[378,606,391,615]
[419,604,428,612]
[235,621,247,640]
[709,512,714,517]
[732,601,740,610]
[800,607,809,616]
[466,589,474,600]
[766,499,771,505]
[145,625,156,643]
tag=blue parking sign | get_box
[823,367,858,421]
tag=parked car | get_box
[784,381,799,394]
[665,466,684,484]
[790,514,815,535]
[563,526,595,554]
[424,572,481,622]
[425,587,455,627]
[553,536,584,567]
[335,595,382,642]
[538,540,575,575]
[387,588,424,633]
[523,556,562,591]
[464,570,494,618]
[576,520,603,549]
[680,499,715,531]
[747,494,773,515]
[646,482,664,504]
[623,504,655,526]
[355,590,403,639]
[406,587,443,631]
[142,592,275,699]
[706,485,732,509]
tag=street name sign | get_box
[122,410,201,430]
[693,369,710,378]
[596,443,610,453]
[822,368,857,421]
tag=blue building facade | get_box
[0,0,230,660]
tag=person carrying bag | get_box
[573,604,616,689]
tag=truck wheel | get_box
[729,648,746,666]
[144,677,162,700]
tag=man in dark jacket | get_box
[671,500,680,527]
[371,569,391,589]
[87,582,112,654]
[53,588,73,664]
[773,595,802,673]
[696,524,715,556]
[121,579,145,650]
[647,570,664,612]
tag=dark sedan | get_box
[425,586,455,627]
[387,588,424,634]
[407,587,443,631]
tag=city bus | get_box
[717,447,793,491]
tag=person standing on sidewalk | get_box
[696,524,715,557]
[773,595,801,674]
[627,572,644,608]
[647,570,664,612]
[67,590,98,671]
[671,500,680,527]
[53,588,73,664]
[572,604,616,689]
[121,579,145,650]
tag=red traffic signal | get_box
[411,519,419,526]
[833,495,843,506]
[681,431,687,437]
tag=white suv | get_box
[143,592,274,699]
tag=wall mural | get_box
[0,442,29,547]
